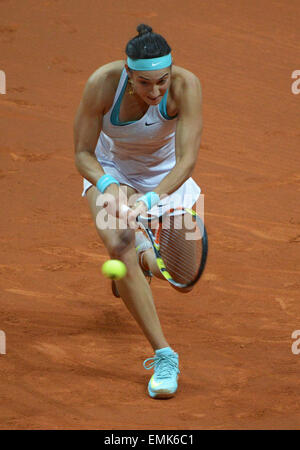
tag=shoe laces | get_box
[143,354,180,379]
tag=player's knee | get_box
[107,229,134,258]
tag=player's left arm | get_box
[129,73,202,223]
[154,73,202,198]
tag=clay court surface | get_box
[0,0,300,430]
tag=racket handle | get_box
[120,205,140,228]
[120,204,154,229]
[120,205,131,215]
[120,204,142,224]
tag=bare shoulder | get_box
[170,66,202,109]
[81,60,125,114]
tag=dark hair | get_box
[126,24,171,59]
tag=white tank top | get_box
[90,67,201,213]
[94,68,178,187]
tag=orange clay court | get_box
[0,0,300,430]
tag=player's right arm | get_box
[74,70,108,185]
[74,67,125,216]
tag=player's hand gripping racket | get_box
[123,206,208,290]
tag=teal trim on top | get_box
[159,89,178,120]
[110,73,178,126]
[111,75,136,126]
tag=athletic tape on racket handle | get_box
[120,205,135,220]
[120,205,146,224]
[120,205,136,222]
[120,205,130,214]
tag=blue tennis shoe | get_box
[143,347,180,399]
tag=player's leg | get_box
[86,185,169,351]
[139,248,165,280]
[86,185,180,398]
[135,230,165,280]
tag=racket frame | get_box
[137,207,208,289]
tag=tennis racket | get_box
[124,206,208,290]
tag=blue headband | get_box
[127,53,172,71]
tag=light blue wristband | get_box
[137,191,160,210]
[96,174,120,193]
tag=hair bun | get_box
[137,24,153,36]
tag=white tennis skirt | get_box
[82,162,201,217]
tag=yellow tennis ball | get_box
[101,259,127,280]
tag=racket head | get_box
[138,207,208,289]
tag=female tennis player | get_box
[74,24,202,399]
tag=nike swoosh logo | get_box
[150,376,163,389]
[151,62,160,67]
[145,122,158,126]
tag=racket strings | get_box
[158,215,202,284]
